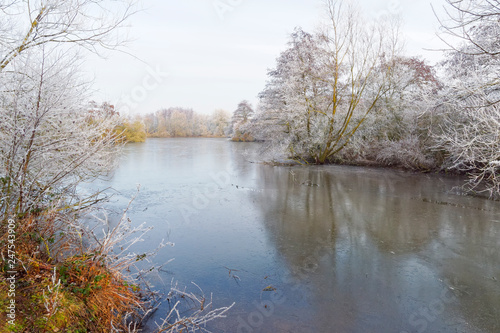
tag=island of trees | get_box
[122,0,500,198]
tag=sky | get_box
[85,0,449,116]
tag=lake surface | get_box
[86,138,500,333]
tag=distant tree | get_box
[143,112,159,136]
[193,113,212,137]
[140,108,232,138]
[148,107,195,137]
[171,111,190,137]
[231,100,254,125]
[88,101,120,119]
[231,100,255,141]
[211,109,231,137]
[115,118,147,143]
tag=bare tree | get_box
[314,0,401,163]
[0,0,137,72]
[436,0,500,104]
[255,27,331,160]
[432,0,500,197]
[433,56,500,196]
[436,0,500,56]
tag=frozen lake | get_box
[87,138,500,333]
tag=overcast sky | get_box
[85,0,449,116]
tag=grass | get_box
[0,213,143,333]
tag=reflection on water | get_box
[86,138,500,333]
[251,166,500,332]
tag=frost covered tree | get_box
[254,0,401,164]
[349,56,442,169]
[435,94,500,196]
[231,100,254,141]
[0,0,135,72]
[0,0,135,218]
[433,0,500,196]
[141,108,230,138]
[253,27,330,158]
[211,109,231,137]
[437,0,500,58]
[232,100,254,125]
[435,54,500,196]
[0,50,122,219]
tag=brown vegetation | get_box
[0,212,142,333]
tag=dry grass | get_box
[0,212,144,333]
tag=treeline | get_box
[143,107,231,138]
[112,107,232,142]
